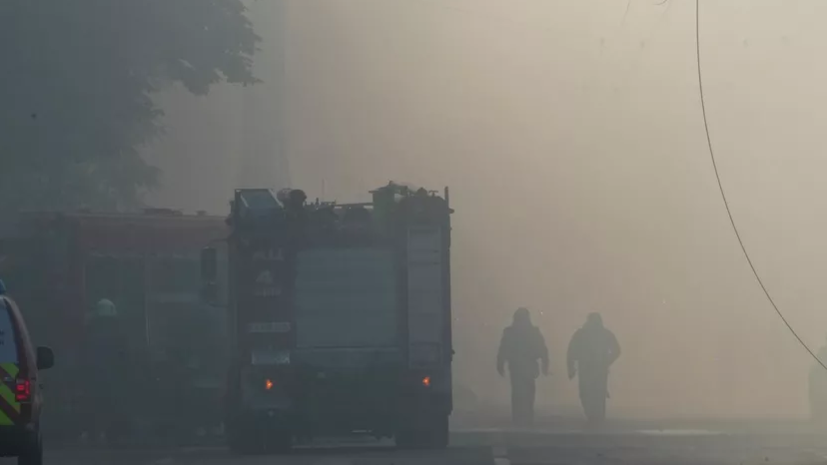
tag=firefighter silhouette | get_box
[81,299,131,443]
[497,308,549,427]
[567,313,621,425]
[809,337,827,423]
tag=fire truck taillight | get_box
[265,379,274,391]
[421,376,431,388]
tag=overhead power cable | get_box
[694,0,827,370]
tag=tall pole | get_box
[240,0,290,190]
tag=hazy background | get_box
[143,0,827,419]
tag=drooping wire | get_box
[695,0,827,371]
[620,0,632,28]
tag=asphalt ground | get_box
[8,423,827,465]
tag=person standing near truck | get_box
[497,307,550,427]
[80,299,131,445]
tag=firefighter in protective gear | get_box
[94,299,117,318]
[567,313,621,425]
[497,307,549,427]
[808,337,827,423]
[80,298,131,444]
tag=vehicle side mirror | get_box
[36,346,54,370]
[201,247,220,305]
[201,282,219,304]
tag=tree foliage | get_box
[0,0,259,211]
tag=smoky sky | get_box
[144,0,827,419]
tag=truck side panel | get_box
[406,226,445,366]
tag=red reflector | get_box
[421,376,431,388]
[15,379,30,402]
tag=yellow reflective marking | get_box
[0,410,13,426]
[1,363,19,379]
[0,384,20,413]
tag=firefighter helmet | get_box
[93,299,118,318]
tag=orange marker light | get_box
[422,376,431,388]
[265,379,274,390]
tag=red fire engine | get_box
[0,209,229,444]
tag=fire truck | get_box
[200,183,454,452]
[0,209,229,444]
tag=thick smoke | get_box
[145,0,827,419]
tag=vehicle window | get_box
[0,300,19,364]
[148,257,201,294]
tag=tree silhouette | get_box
[0,0,259,211]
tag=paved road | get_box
[481,430,827,465]
[5,428,827,465]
